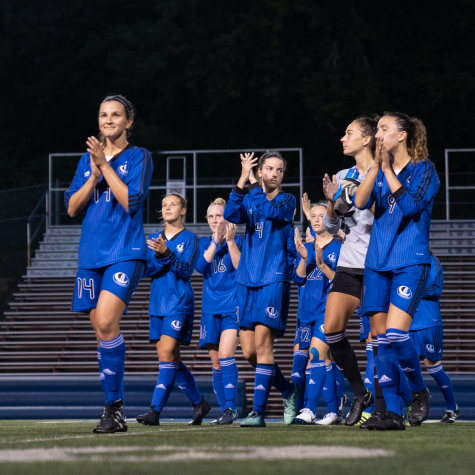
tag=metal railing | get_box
[27,191,48,267]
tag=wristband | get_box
[211,238,221,247]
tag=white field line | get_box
[0,445,395,463]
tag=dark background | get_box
[1,0,475,303]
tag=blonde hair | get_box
[159,193,187,224]
[206,197,226,219]
[310,201,328,211]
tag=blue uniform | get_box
[66,146,153,311]
[410,255,444,360]
[224,183,296,335]
[356,160,440,316]
[145,229,199,345]
[196,235,243,348]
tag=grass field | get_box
[1,419,474,475]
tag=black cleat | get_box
[440,404,459,423]
[189,397,212,425]
[344,390,374,426]
[369,411,405,431]
[210,413,223,425]
[360,411,384,430]
[408,387,430,426]
[93,400,127,433]
[137,406,160,426]
[218,407,238,425]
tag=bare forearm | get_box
[383,167,402,194]
[354,166,379,208]
[203,243,218,263]
[227,240,241,269]
[68,176,98,217]
[326,200,337,218]
[101,164,129,212]
[296,258,307,278]
[319,263,335,281]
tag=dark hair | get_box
[382,112,428,163]
[256,150,287,188]
[353,115,380,156]
[98,94,136,147]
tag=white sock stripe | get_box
[256,369,274,375]
[366,344,373,351]
[386,332,410,341]
[219,358,236,366]
[294,351,309,358]
[305,370,311,374]
[159,362,177,368]
[310,361,326,368]
[377,337,390,345]
[212,369,222,373]
[326,331,346,343]
[100,334,125,349]
[427,365,443,374]
[326,365,333,371]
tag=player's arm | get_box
[293,228,307,285]
[322,174,339,219]
[424,256,444,298]
[144,234,169,277]
[247,185,296,222]
[163,235,199,281]
[392,161,440,217]
[314,242,335,281]
[65,157,100,217]
[225,223,241,270]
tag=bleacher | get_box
[1,221,475,418]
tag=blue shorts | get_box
[362,265,430,318]
[199,312,238,349]
[71,260,145,313]
[236,281,290,337]
[359,314,371,342]
[410,326,443,361]
[149,314,194,346]
[294,318,326,349]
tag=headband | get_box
[102,96,130,114]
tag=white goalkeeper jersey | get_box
[322,167,373,273]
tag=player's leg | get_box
[355,336,375,426]
[89,309,106,394]
[291,336,309,413]
[207,344,226,423]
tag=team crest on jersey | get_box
[328,253,337,262]
[266,307,278,319]
[113,272,129,287]
[176,244,185,253]
[84,170,91,177]
[378,181,383,187]
[359,321,364,333]
[397,285,412,299]
[319,324,324,333]
[426,344,435,353]
[118,162,129,176]
[407,175,412,185]
[248,209,253,215]
[171,320,183,331]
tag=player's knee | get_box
[424,358,440,367]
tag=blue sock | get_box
[306,360,326,413]
[386,328,425,392]
[322,364,339,414]
[152,362,177,412]
[427,364,456,411]
[212,368,226,412]
[253,364,275,414]
[97,347,106,394]
[100,334,126,405]
[332,362,345,404]
[291,351,308,411]
[304,369,311,408]
[365,342,375,413]
[399,367,412,406]
[220,357,238,410]
[376,334,401,415]
[176,362,202,405]
[273,363,292,398]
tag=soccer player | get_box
[321,116,378,426]
[224,151,298,427]
[354,112,440,430]
[292,202,342,425]
[410,250,459,423]
[65,94,153,433]
[195,198,242,425]
[136,193,211,426]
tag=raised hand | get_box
[305,226,315,243]
[147,235,168,254]
[90,155,102,179]
[237,153,258,189]
[294,227,308,259]
[314,241,324,266]
[323,174,339,201]
[213,220,227,245]
[225,222,237,242]
[86,136,108,169]
[302,193,311,220]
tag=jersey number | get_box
[388,195,396,214]
[307,267,323,280]
[255,222,263,238]
[212,259,226,273]
[94,187,111,203]
[77,278,94,300]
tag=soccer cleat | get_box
[315,412,342,425]
[344,390,374,426]
[408,387,430,426]
[93,400,127,433]
[440,404,459,423]
[359,411,383,429]
[283,383,301,425]
[294,408,316,425]
[240,411,266,427]
[189,397,212,425]
[367,411,405,431]
[218,407,238,425]
[210,413,223,425]
[354,410,371,426]
[339,394,347,414]
[136,406,160,426]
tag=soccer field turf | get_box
[1,420,474,475]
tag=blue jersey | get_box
[64,145,153,268]
[224,183,296,287]
[293,239,341,324]
[145,229,199,317]
[195,235,243,314]
[355,160,440,271]
[411,255,443,331]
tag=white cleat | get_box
[294,408,316,425]
[315,412,343,425]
